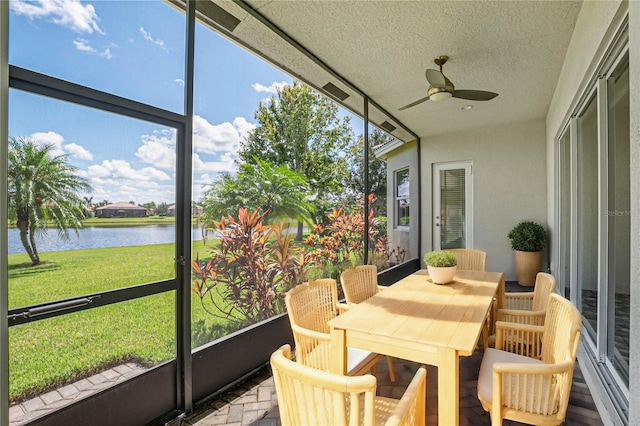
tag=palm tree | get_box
[201,157,314,228]
[8,137,92,265]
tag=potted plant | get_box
[423,250,457,284]
[507,221,547,286]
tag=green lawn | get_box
[7,242,230,402]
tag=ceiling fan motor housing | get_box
[428,76,455,101]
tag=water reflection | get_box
[8,225,203,254]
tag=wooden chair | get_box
[285,278,382,376]
[449,249,490,347]
[340,265,396,382]
[271,344,427,426]
[486,272,557,350]
[450,248,487,271]
[477,293,582,426]
[500,272,556,326]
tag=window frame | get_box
[394,167,410,228]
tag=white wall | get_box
[385,140,420,261]
[420,119,547,280]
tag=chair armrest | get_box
[495,321,544,358]
[498,309,546,326]
[290,324,332,370]
[504,292,534,310]
[290,323,330,342]
[385,366,427,426]
[492,359,574,375]
[492,360,575,417]
[337,302,352,314]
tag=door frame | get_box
[432,161,473,250]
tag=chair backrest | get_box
[285,278,338,334]
[532,272,556,311]
[271,344,378,426]
[541,293,582,365]
[450,248,487,271]
[341,265,379,304]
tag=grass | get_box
[7,242,231,402]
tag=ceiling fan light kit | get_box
[399,55,498,110]
[428,89,452,102]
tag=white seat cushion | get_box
[477,347,543,403]
[304,343,378,374]
[347,347,379,373]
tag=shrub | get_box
[423,250,457,267]
[192,208,312,325]
[507,221,547,252]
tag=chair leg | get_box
[386,356,396,382]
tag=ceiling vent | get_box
[196,2,241,32]
[379,121,397,133]
[322,82,350,101]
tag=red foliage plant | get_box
[192,208,312,326]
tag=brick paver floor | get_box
[9,363,146,425]
[171,348,603,426]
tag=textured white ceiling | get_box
[206,0,583,140]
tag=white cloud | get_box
[252,81,289,94]
[29,131,65,156]
[193,115,254,155]
[134,128,176,171]
[87,159,171,182]
[233,117,256,140]
[192,152,237,174]
[73,38,112,59]
[139,26,168,52]
[10,0,104,34]
[64,143,94,160]
[174,78,185,87]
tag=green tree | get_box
[156,202,169,216]
[142,201,157,215]
[344,128,390,216]
[201,157,313,226]
[238,81,353,239]
[82,196,94,218]
[7,137,92,265]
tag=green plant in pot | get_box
[507,221,547,286]
[423,250,457,284]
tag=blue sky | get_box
[8,0,361,205]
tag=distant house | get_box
[96,202,147,218]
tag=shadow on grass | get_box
[8,261,60,278]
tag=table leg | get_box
[329,327,347,375]
[438,347,459,426]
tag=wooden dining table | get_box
[328,269,505,426]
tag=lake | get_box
[7,225,205,255]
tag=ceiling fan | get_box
[399,56,498,111]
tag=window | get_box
[605,55,630,386]
[557,49,630,415]
[558,129,571,299]
[395,168,410,227]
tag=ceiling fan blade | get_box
[399,95,430,111]
[425,69,446,87]
[452,90,498,101]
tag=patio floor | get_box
[170,281,603,426]
[171,346,603,426]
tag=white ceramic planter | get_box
[427,265,457,284]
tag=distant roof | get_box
[96,202,147,210]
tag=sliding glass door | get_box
[559,50,630,399]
